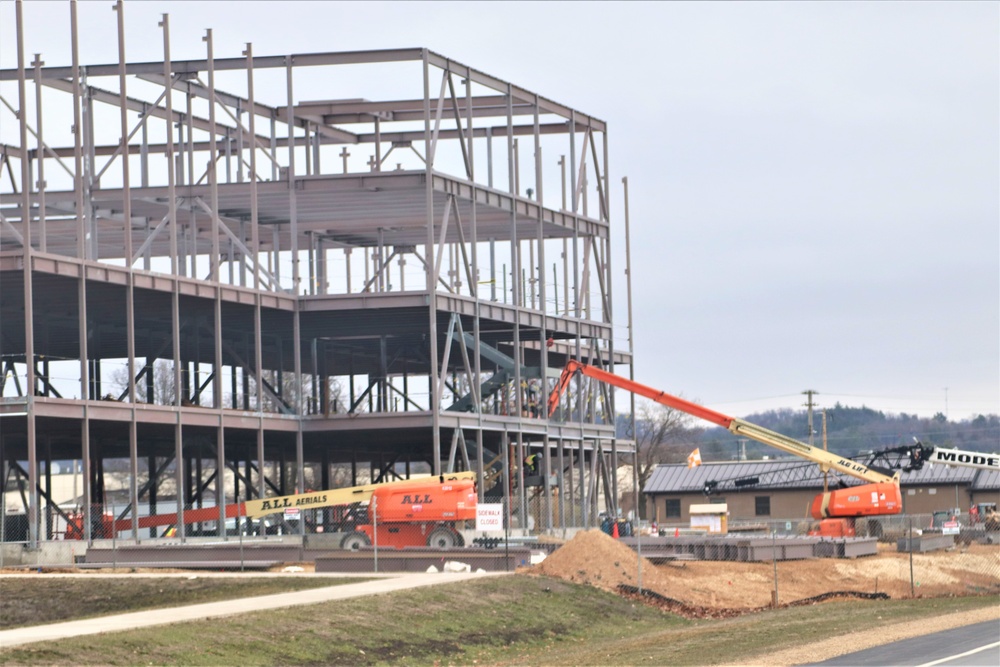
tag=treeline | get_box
[696,405,1000,461]
[616,404,1000,464]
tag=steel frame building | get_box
[0,1,635,548]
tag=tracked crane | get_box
[548,360,902,536]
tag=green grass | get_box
[1,574,996,666]
[0,576,368,629]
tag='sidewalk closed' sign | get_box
[476,503,503,531]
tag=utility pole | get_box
[802,390,819,446]
[821,410,828,493]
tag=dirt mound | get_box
[529,532,1000,610]
[530,529,677,594]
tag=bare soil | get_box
[528,530,1000,664]
[529,529,1000,609]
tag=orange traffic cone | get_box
[612,521,619,539]
[674,527,680,538]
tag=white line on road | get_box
[915,641,1000,667]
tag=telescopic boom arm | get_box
[243,471,477,519]
[869,440,1000,473]
[548,360,899,485]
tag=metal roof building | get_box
[643,460,1000,523]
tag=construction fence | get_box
[2,506,997,607]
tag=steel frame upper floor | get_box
[0,2,639,546]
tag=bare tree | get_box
[622,398,703,518]
[107,359,177,404]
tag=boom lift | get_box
[65,472,478,549]
[687,440,998,501]
[548,360,902,537]
[297,473,478,550]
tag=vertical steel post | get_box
[501,432,511,552]
[160,12,185,540]
[82,66,97,260]
[533,94,552,532]
[908,516,915,597]
[140,104,149,189]
[186,91,194,194]
[506,83,523,432]
[244,42,266,502]
[31,53,45,253]
[16,0,39,549]
[423,51,441,474]
[489,238,496,302]
[569,118,583,495]
[285,57,305,512]
[205,29,227,535]
[601,127,614,431]
[611,439,619,519]
[624,176,641,589]
[560,156,568,315]
[567,443,575,526]
[238,502,245,570]
[70,0,92,543]
[113,0,139,540]
[557,439,565,535]
[578,440,587,527]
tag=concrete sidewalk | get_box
[0,571,509,649]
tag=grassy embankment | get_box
[0,576,364,629]
[1,574,997,665]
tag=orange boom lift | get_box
[66,472,477,548]
[548,360,902,537]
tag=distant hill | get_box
[617,405,1000,462]
[696,405,999,461]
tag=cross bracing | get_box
[0,0,635,548]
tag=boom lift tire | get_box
[341,531,371,551]
[427,527,462,549]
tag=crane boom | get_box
[864,440,1000,473]
[549,360,899,485]
[925,447,999,471]
[243,472,477,519]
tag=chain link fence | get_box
[2,505,997,606]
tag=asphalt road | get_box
[812,620,1000,667]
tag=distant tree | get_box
[620,399,702,519]
[108,359,177,404]
[694,405,999,459]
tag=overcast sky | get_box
[2,1,998,422]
